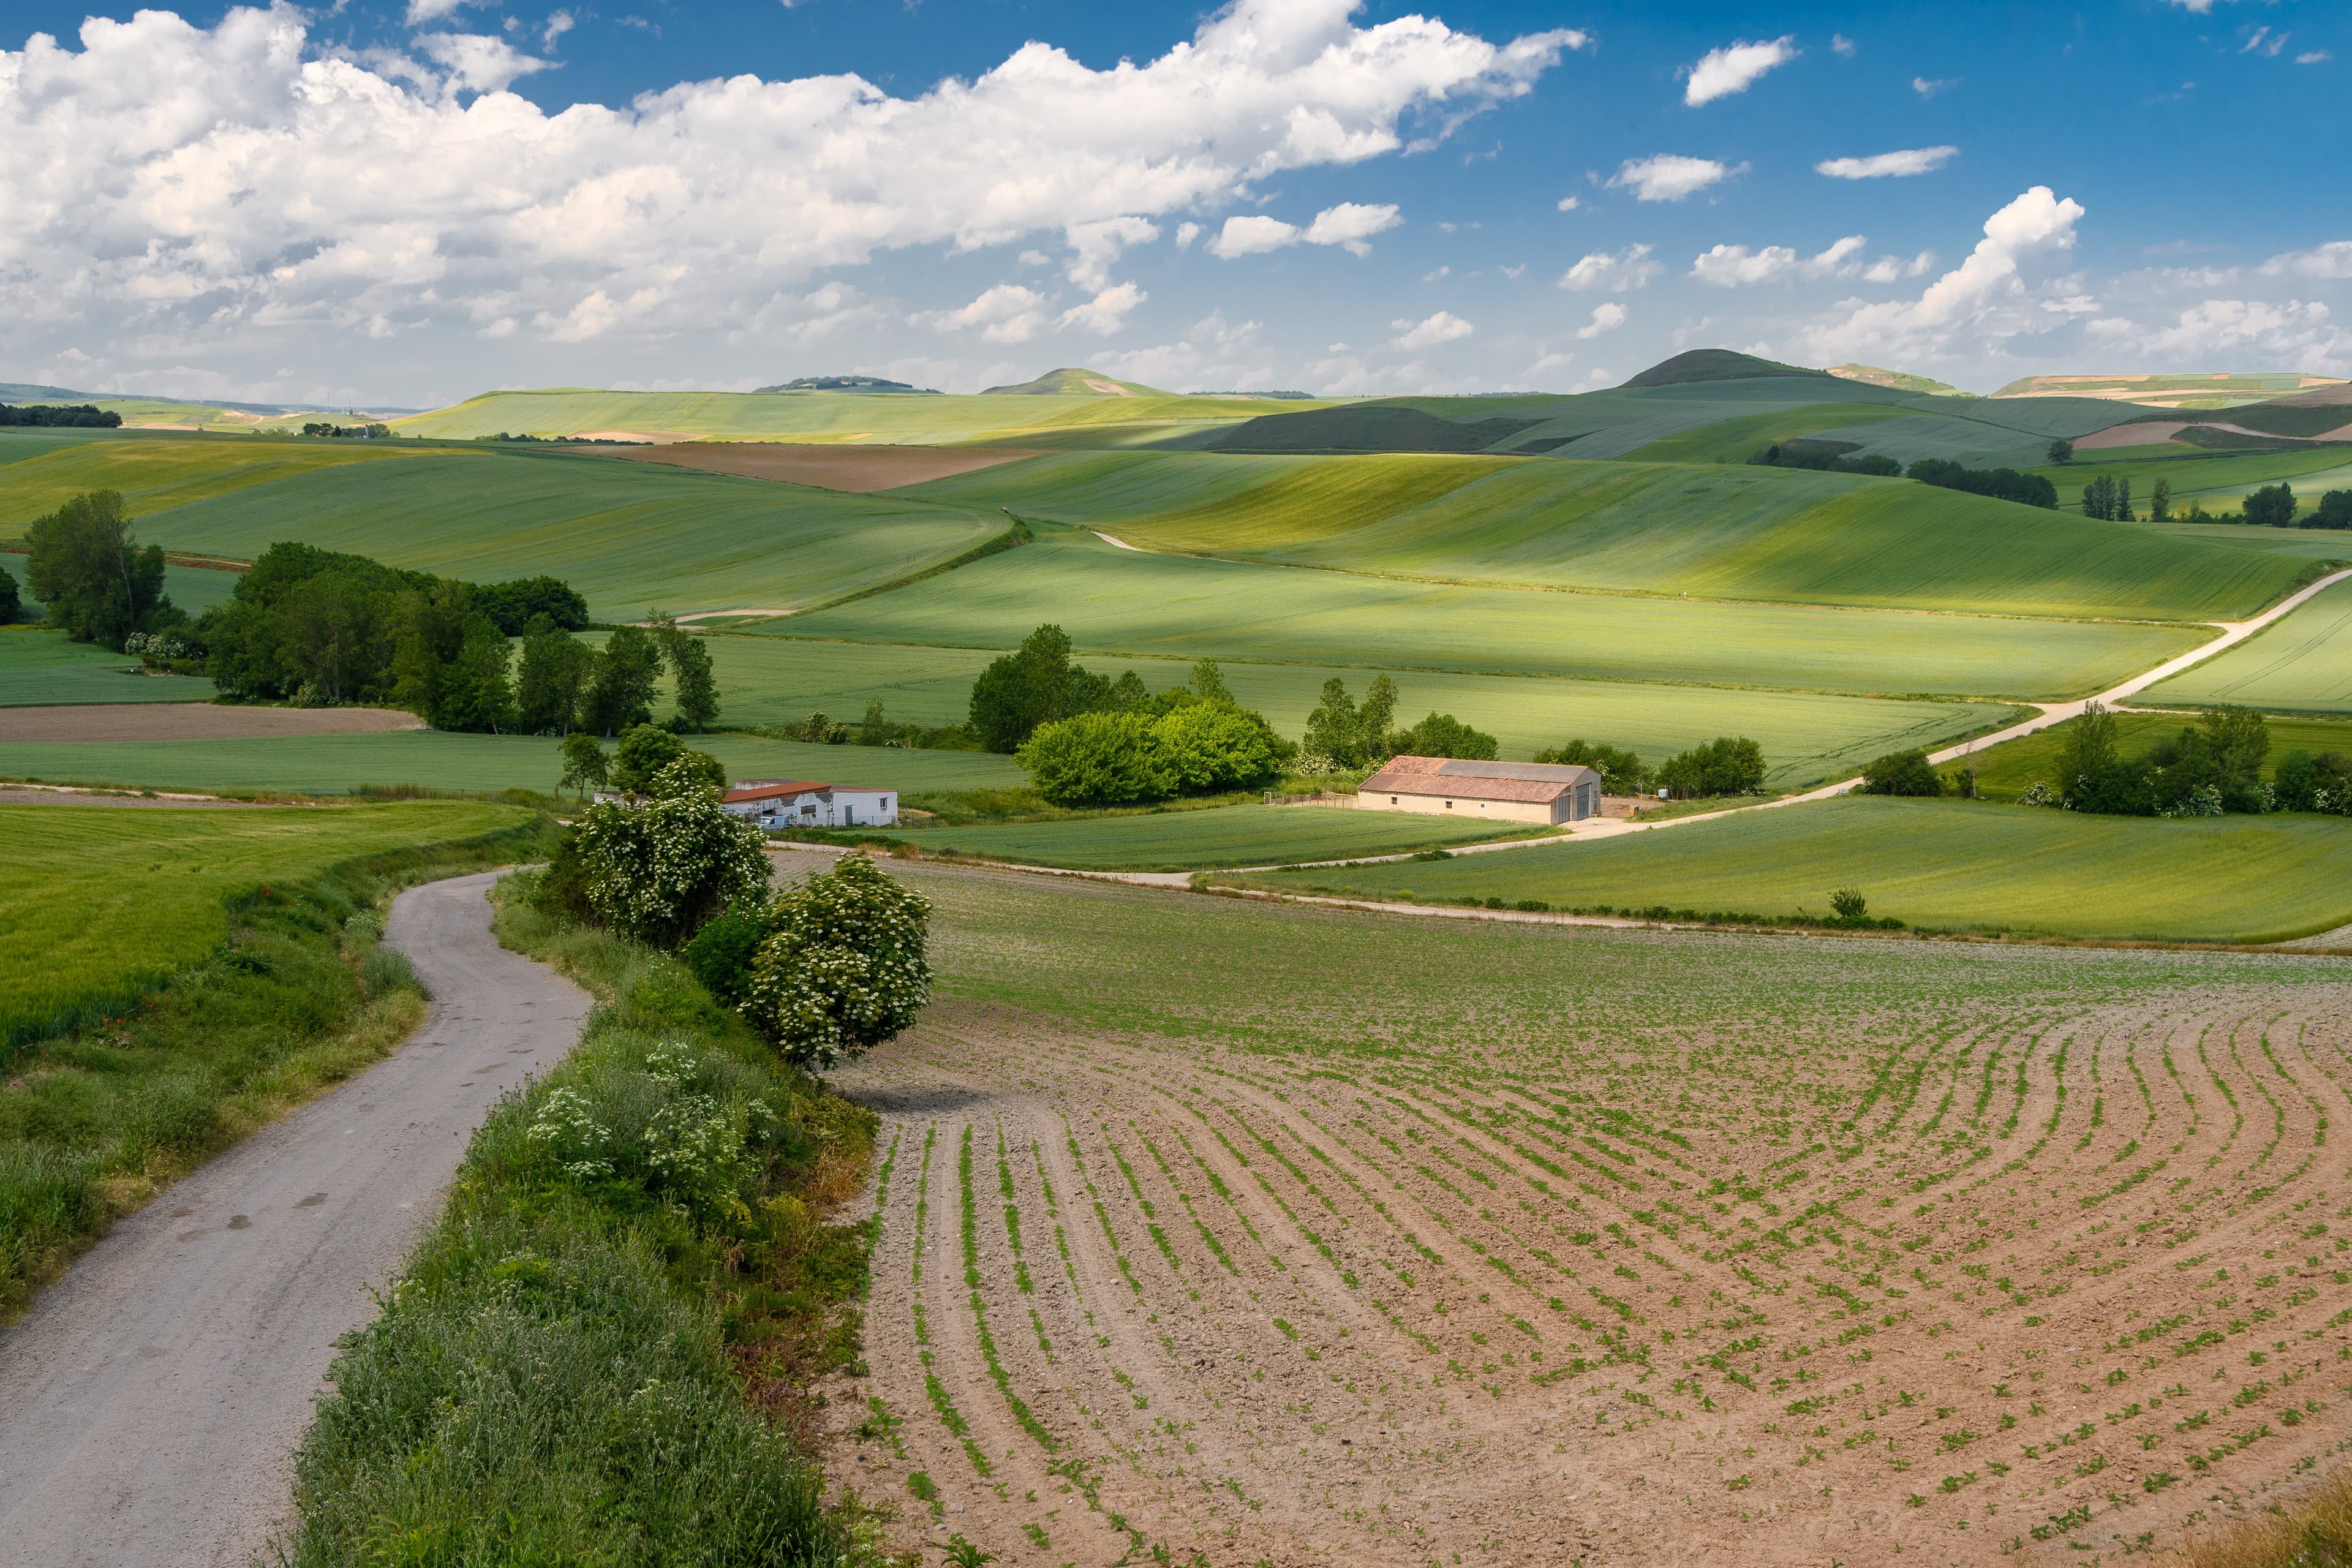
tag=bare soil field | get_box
[812,854,2352,1567]
[608,441,1040,492]
[0,704,424,741]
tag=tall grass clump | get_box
[2180,1474,2352,1568]
[0,815,556,1316]
[280,869,878,1566]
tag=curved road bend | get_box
[0,870,589,1568]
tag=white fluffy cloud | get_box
[1815,146,1958,179]
[1690,235,1864,286]
[914,284,1049,344]
[1059,282,1148,336]
[1390,310,1474,349]
[2262,241,2352,281]
[1798,186,2086,361]
[1683,37,1796,106]
[2086,300,2340,366]
[1206,202,1402,259]
[0,1,1578,364]
[1608,154,1744,202]
[1574,302,1626,339]
[1557,244,1660,292]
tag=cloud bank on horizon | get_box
[0,0,2346,405]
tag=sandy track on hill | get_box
[606,441,1041,492]
[1,703,424,741]
[0,873,587,1566]
[819,864,2352,1567]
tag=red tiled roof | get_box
[725,780,830,803]
[1357,755,1599,804]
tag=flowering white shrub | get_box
[526,1086,613,1178]
[575,758,768,947]
[742,854,931,1068]
[643,1091,774,1224]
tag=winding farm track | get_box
[0,872,586,1567]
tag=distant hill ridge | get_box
[1620,350,1828,390]
[979,367,1170,398]
[1825,363,1972,398]
[755,375,940,394]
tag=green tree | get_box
[278,570,388,706]
[2149,477,2171,522]
[1017,711,1175,805]
[668,633,719,731]
[23,490,175,650]
[742,855,932,1068]
[431,614,516,733]
[515,616,596,733]
[2046,437,2073,466]
[611,723,725,795]
[573,759,769,948]
[1655,736,1766,797]
[1392,712,1498,760]
[1155,703,1285,793]
[2056,702,2119,790]
[559,731,609,797]
[968,623,1114,752]
[1532,739,1647,794]
[2243,483,2296,528]
[2316,489,2352,530]
[1302,673,1399,767]
[1860,748,1943,796]
[581,624,663,735]
[0,562,22,624]
[1188,657,1235,706]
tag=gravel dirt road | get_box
[0,870,586,1567]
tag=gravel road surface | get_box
[0,870,587,1567]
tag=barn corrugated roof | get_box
[1357,755,1599,804]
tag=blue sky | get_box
[2,0,2345,407]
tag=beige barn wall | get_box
[1354,790,1562,825]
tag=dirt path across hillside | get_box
[1,703,425,741]
[0,872,587,1567]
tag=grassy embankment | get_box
[900,448,2309,618]
[0,801,550,1313]
[280,870,876,1565]
[1225,794,2352,943]
[2150,573,2352,711]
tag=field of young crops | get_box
[776,526,2205,700]
[0,627,216,707]
[1237,795,2352,943]
[690,633,2010,786]
[0,799,526,1049]
[132,451,1004,619]
[2150,576,2352,712]
[819,852,2352,1566]
[0,434,459,530]
[0,729,1025,798]
[859,804,1544,869]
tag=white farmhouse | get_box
[722,778,899,829]
[1354,756,1601,825]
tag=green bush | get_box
[609,723,725,796]
[575,761,769,946]
[679,904,770,1008]
[1533,739,1647,794]
[1656,736,1767,798]
[1392,711,1498,760]
[1860,748,1943,797]
[1017,710,1175,807]
[744,855,932,1068]
[1157,703,1286,793]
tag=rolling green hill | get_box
[130,451,1005,619]
[2147,574,2352,712]
[977,367,1170,397]
[1826,364,1972,396]
[905,449,2313,619]
[773,522,2199,700]
[0,434,466,530]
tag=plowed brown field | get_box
[812,854,2352,1567]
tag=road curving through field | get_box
[0,871,587,1568]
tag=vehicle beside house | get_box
[1354,755,1600,825]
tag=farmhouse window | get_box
[1389,796,1398,804]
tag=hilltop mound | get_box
[1207,403,1537,454]
[1621,350,1829,390]
[1826,363,1972,397]
[756,375,940,394]
[980,368,1170,398]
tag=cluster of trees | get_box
[0,403,121,428]
[1904,458,2059,510]
[2238,483,2352,530]
[22,491,183,649]
[1653,736,1768,798]
[0,562,22,624]
[1748,441,1902,477]
[543,756,933,1067]
[1860,748,1947,796]
[1301,674,1498,767]
[2274,750,2352,815]
[556,723,727,800]
[1017,661,1291,807]
[2079,473,2135,521]
[298,421,390,439]
[1532,739,1648,794]
[2044,703,2274,816]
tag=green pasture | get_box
[908,448,2307,618]
[774,525,2204,700]
[390,386,1286,447]
[2033,447,2352,515]
[1806,412,2050,470]
[0,627,217,706]
[0,799,526,1046]
[0,728,1025,798]
[0,434,461,531]
[133,451,1003,619]
[2147,574,2352,711]
[687,633,2013,785]
[7,559,239,622]
[1958,709,2352,801]
[854,803,1544,870]
[1237,794,2352,943]
[1621,401,1913,463]
[0,430,119,466]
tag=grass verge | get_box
[0,812,557,1317]
[2180,1471,2352,1567]
[277,869,881,1566]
